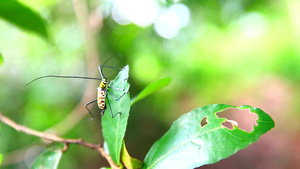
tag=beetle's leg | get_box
[106,97,121,118]
[85,99,97,119]
[109,78,128,91]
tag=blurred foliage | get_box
[0,0,299,168]
[0,52,3,66]
[0,153,2,166]
[0,0,48,39]
[30,145,63,169]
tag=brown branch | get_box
[0,112,98,149]
[0,111,119,168]
[98,147,120,169]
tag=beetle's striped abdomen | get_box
[97,87,106,109]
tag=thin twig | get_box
[0,111,119,168]
[98,147,120,169]
[0,111,98,149]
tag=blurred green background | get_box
[0,0,300,168]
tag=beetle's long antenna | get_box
[98,66,104,79]
[98,58,111,79]
[25,75,101,87]
[100,65,122,71]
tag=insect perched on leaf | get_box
[25,64,129,119]
[85,65,128,118]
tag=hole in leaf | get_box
[200,116,208,128]
[221,120,238,130]
[216,108,258,132]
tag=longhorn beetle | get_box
[25,65,129,119]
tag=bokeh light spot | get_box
[112,0,159,27]
[132,54,161,83]
[154,3,190,39]
[238,12,269,39]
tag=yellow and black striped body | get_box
[97,79,109,114]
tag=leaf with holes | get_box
[0,0,48,39]
[101,65,130,165]
[143,104,275,169]
[31,147,63,169]
[131,77,171,106]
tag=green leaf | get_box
[143,104,275,169]
[0,0,48,39]
[131,77,171,106]
[0,52,3,66]
[121,141,143,169]
[101,65,131,165]
[31,147,63,169]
